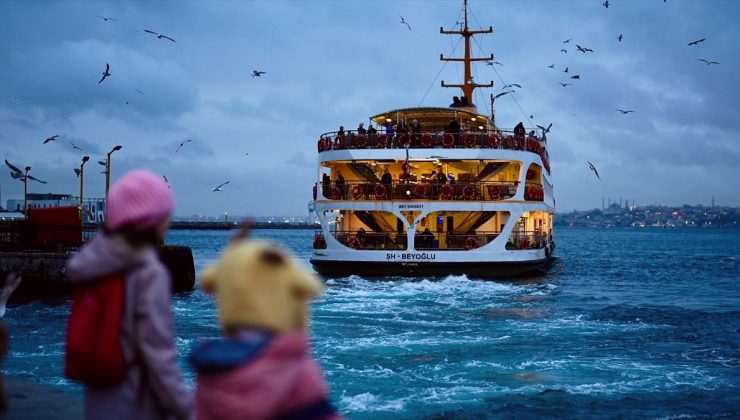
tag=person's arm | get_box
[134,264,193,419]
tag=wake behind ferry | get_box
[309,1,554,278]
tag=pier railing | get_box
[506,231,549,250]
[314,230,504,251]
[318,180,522,201]
[0,221,97,252]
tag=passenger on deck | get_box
[514,122,525,139]
[410,119,422,146]
[436,171,447,184]
[322,173,330,197]
[396,119,408,147]
[368,124,378,146]
[447,119,461,145]
[337,126,345,138]
[448,173,456,184]
[381,168,392,186]
[384,121,395,142]
[357,227,366,245]
[357,123,366,135]
[335,171,346,199]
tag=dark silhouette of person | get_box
[322,173,330,197]
[357,227,366,245]
[336,171,346,198]
[447,119,461,145]
[514,122,525,139]
[410,119,423,146]
[357,123,367,135]
[368,124,378,146]
[381,168,392,186]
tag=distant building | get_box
[6,193,105,223]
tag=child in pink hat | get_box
[66,169,192,420]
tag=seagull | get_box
[561,49,567,53]
[559,82,572,87]
[563,39,572,44]
[69,141,82,151]
[492,91,508,103]
[570,75,580,79]
[603,0,609,8]
[95,15,117,22]
[213,181,229,192]
[5,160,23,176]
[547,64,555,68]
[587,161,600,179]
[98,63,111,84]
[688,38,705,46]
[26,174,47,184]
[616,109,634,114]
[175,139,192,153]
[537,123,553,133]
[74,168,81,178]
[144,29,176,42]
[503,83,521,89]
[43,135,60,144]
[486,61,504,66]
[529,115,534,119]
[399,16,411,30]
[576,45,594,53]
[697,59,719,65]
[163,175,169,184]
[618,34,623,42]
[98,160,107,166]
[563,67,569,73]
[251,70,266,78]
[135,88,144,95]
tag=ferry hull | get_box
[310,257,551,279]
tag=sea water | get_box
[5,228,739,418]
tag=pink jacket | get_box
[192,332,341,420]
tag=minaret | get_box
[439,0,494,112]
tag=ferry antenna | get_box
[439,0,494,103]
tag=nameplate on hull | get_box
[396,203,426,211]
[386,252,437,261]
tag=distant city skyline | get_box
[1,0,738,216]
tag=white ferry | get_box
[309,2,554,278]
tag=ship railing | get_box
[314,229,502,251]
[317,129,546,156]
[318,180,520,201]
[0,220,97,252]
[505,231,549,250]
[523,182,545,202]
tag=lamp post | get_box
[105,145,122,196]
[23,166,31,214]
[79,156,89,221]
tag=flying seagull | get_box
[537,123,553,133]
[697,59,719,65]
[492,91,508,102]
[399,16,411,30]
[98,63,111,84]
[26,174,47,184]
[69,141,82,151]
[486,61,504,66]
[74,168,81,178]
[560,49,567,53]
[616,109,634,114]
[563,67,569,73]
[98,160,107,166]
[688,38,705,46]
[163,175,169,185]
[95,15,117,22]
[135,88,144,95]
[587,161,600,179]
[563,39,572,44]
[576,45,594,53]
[603,0,609,8]
[547,64,555,68]
[251,70,266,78]
[559,82,572,87]
[175,139,192,153]
[503,83,521,89]
[570,75,580,79]
[43,135,60,144]
[5,160,23,176]
[618,34,623,42]
[144,29,176,42]
[213,181,229,192]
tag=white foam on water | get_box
[339,392,407,412]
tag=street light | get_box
[105,145,123,196]
[79,156,89,221]
[23,166,31,214]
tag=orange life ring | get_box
[331,187,342,200]
[413,183,428,198]
[374,183,387,199]
[463,133,476,148]
[505,135,515,149]
[462,184,476,199]
[464,236,479,250]
[377,134,389,148]
[487,134,501,148]
[442,133,455,148]
[440,184,454,199]
[354,135,368,148]
[351,185,363,199]
[348,236,362,250]
[487,184,501,199]
[517,137,525,150]
[396,133,409,147]
[420,133,434,147]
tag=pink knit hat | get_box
[106,169,174,232]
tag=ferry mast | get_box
[440,0,494,106]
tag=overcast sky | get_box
[1,0,738,217]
